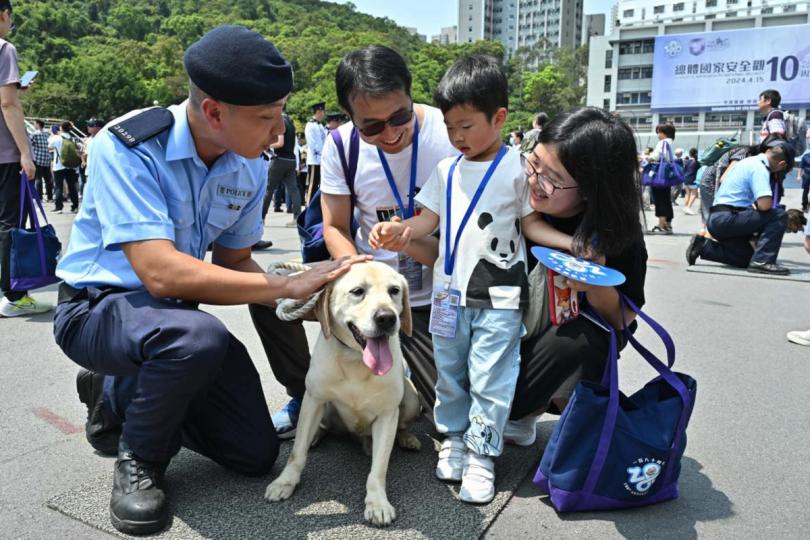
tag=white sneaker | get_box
[684,207,697,215]
[435,435,465,482]
[459,452,495,504]
[504,415,539,446]
[787,329,810,347]
[0,295,53,318]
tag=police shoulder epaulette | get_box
[109,108,174,148]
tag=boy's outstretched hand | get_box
[369,216,412,251]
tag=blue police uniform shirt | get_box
[56,102,268,289]
[713,154,773,208]
[800,152,810,177]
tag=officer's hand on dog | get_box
[284,255,371,299]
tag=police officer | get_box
[52,26,366,536]
[304,101,327,203]
[686,136,795,275]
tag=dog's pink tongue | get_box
[363,336,393,376]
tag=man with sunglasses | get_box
[0,0,52,318]
[249,45,456,437]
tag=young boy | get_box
[369,55,569,503]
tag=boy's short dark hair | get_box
[434,55,508,119]
[35,119,45,128]
[760,89,781,108]
[336,45,412,116]
[0,1,12,13]
[689,147,698,158]
[655,123,676,139]
[61,121,73,132]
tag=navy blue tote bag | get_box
[10,173,61,291]
[296,128,359,263]
[534,295,697,512]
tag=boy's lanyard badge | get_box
[429,145,508,338]
[377,119,422,290]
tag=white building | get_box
[404,26,428,42]
[588,1,810,150]
[432,25,459,45]
[458,0,583,54]
[583,13,606,45]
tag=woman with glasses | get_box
[505,107,649,443]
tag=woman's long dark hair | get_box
[538,107,643,257]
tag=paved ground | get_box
[1,184,809,539]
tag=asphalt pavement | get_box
[1,186,808,539]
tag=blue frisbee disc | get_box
[531,246,626,286]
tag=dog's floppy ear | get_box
[399,274,412,337]
[315,284,333,339]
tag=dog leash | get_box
[266,262,323,321]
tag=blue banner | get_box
[651,25,810,112]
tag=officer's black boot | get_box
[76,369,122,456]
[110,440,170,535]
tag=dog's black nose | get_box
[373,309,397,332]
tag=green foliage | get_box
[12,0,587,134]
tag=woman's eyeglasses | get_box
[520,152,578,196]
[357,107,414,137]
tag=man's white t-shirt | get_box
[320,104,457,307]
[48,134,66,172]
[415,147,533,310]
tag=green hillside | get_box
[11,0,585,133]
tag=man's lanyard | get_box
[377,118,419,219]
[443,145,508,277]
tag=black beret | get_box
[86,118,105,128]
[311,101,326,112]
[184,25,293,106]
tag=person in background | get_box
[304,101,327,203]
[510,130,523,149]
[81,118,104,189]
[30,119,53,202]
[686,137,795,275]
[682,147,700,215]
[785,222,810,346]
[758,89,785,141]
[0,0,52,318]
[798,149,810,213]
[648,123,677,234]
[48,121,80,214]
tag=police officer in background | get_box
[304,100,326,203]
[52,26,366,536]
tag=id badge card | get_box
[548,269,579,326]
[398,253,423,291]
[429,283,460,338]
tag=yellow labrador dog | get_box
[265,261,421,526]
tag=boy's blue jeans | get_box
[433,306,523,457]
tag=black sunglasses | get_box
[357,107,413,137]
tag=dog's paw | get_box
[396,431,422,451]
[364,498,396,526]
[264,478,297,502]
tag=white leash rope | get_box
[266,262,322,321]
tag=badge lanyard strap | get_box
[377,117,420,219]
[444,145,508,277]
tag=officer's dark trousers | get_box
[54,288,278,473]
[703,206,788,267]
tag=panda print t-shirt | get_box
[415,147,533,310]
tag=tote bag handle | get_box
[17,172,52,278]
